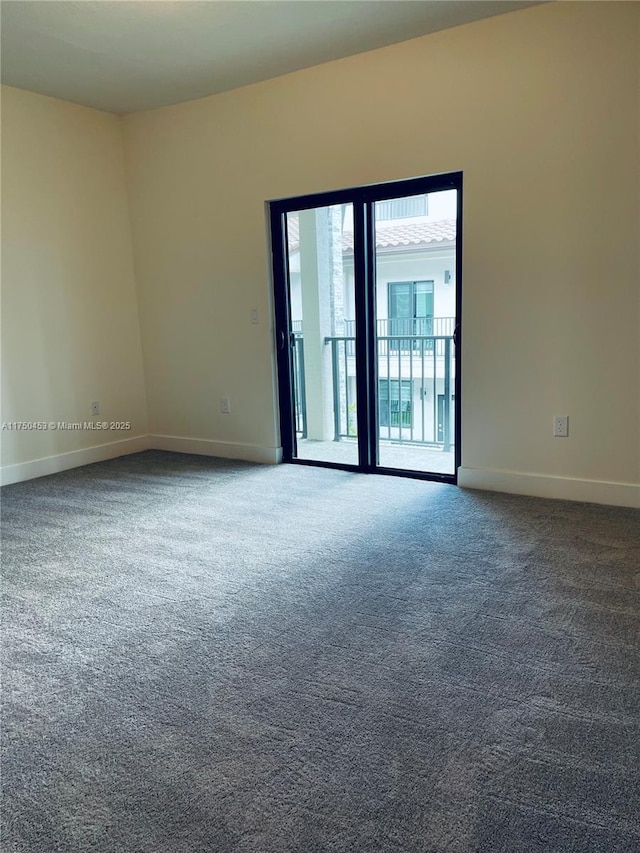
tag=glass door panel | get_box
[374,189,458,474]
[286,203,358,465]
[271,172,461,482]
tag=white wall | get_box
[122,2,639,505]
[1,86,149,483]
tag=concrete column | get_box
[298,207,345,440]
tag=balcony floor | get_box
[295,437,455,475]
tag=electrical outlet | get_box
[220,397,231,414]
[91,401,100,416]
[553,415,569,437]
[250,308,259,325]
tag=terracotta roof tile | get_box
[286,217,455,253]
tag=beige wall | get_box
[123,1,639,494]
[1,86,148,472]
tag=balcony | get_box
[291,317,456,469]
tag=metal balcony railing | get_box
[291,317,455,451]
[344,316,455,342]
[291,322,307,438]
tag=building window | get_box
[375,196,428,221]
[388,280,434,340]
[379,379,412,428]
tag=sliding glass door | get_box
[270,173,462,482]
[284,203,358,466]
[373,189,457,475]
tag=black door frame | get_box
[269,171,463,484]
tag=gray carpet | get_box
[1,450,639,853]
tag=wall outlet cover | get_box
[553,415,569,437]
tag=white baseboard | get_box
[0,435,151,487]
[6,441,634,509]
[457,466,640,509]
[149,434,282,465]
[0,434,281,486]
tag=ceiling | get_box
[1,1,542,115]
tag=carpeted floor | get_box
[1,450,639,853]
